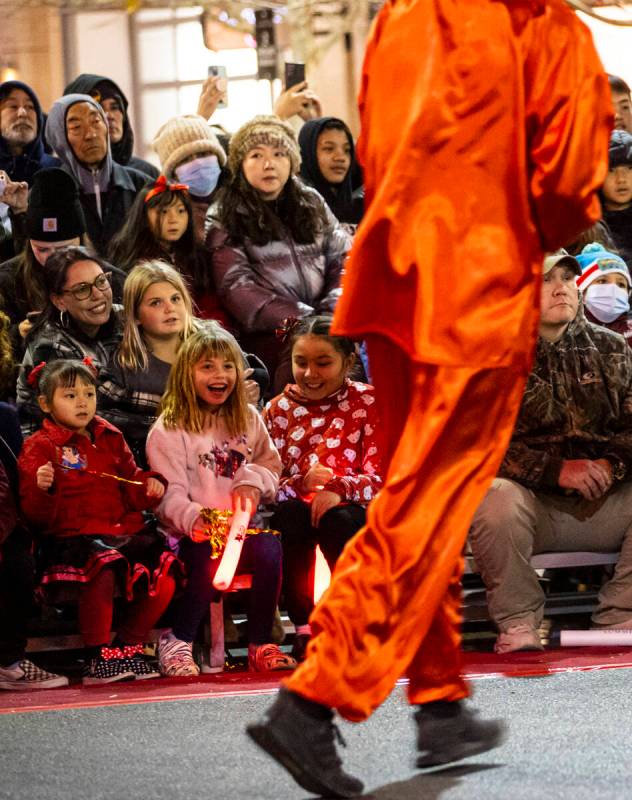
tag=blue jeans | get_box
[172,533,282,645]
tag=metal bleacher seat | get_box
[464,550,619,574]
[201,573,254,673]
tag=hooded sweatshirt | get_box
[63,74,158,180]
[298,117,363,226]
[146,408,281,547]
[0,81,60,184]
[45,94,148,254]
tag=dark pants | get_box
[78,567,176,647]
[173,533,282,645]
[272,500,366,626]
[0,528,35,666]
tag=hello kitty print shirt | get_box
[264,379,383,504]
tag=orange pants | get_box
[286,336,529,722]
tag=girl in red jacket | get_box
[18,359,177,685]
[264,315,383,661]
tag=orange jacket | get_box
[333,0,612,370]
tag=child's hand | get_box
[311,490,342,527]
[36,461,55,491]
[303,462,334,493]
[145,477,165,499]
[190,516,210,543]
[232,485,260,512]
[243,367,260,404]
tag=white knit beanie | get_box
[152,114,227,177]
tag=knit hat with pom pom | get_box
[576,242,631,291]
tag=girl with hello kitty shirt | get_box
[264,315,383,662]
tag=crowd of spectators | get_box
[0,68,631,689]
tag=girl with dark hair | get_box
[298,117,364,227]
[16,246,122,435]
[264,315,383,661]
[206,116,351,393]
[18,359,176,685]
[108,177,230,325]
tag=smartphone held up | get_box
[208,65,228,109]
[284,62,305,90]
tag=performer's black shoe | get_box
[415,700,507,768]
[246,687,364,798]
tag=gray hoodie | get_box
[45,94,113,219]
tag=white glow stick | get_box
[560,629,632,647]
[212,497,253,592]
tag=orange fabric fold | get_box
[333,0,612,368]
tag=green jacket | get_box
[500,310,632,490]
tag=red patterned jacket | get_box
[18,416,165,538]
[264,379,383,504]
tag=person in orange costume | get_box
[248,0,612,796]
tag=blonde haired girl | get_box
[98,260,268,466]
[146,326,296,675]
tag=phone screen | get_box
[208,66,228,109]
[284,62,305,90]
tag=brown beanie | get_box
[228,115,301,177]
[152,114,227,177]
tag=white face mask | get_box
[175,155,221,198]
[584,282,630,323]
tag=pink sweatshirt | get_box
[146,406,281,545]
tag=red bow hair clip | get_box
[27,361,47,389]
[144,174,189,204]
[275,316,301,344]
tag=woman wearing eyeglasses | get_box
[16,246,123,435]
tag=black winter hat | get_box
[609,129,632,169]
[26,168,87,242]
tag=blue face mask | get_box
[175,155,221,198]
[584,282,630,323]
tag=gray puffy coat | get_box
[206,187,351,332]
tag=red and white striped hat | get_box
[575,242,631,291]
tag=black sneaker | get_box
[119,644,161,680]
[247,688,364,799]
[291,633,311,663]
[82,647,136,686]
[415,700,507,768]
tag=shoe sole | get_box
[82,671,136,686]
[417,724,507,768]
[494,644,544,655]
[246,722,361,799]
[0,678,69,691]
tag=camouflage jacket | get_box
[499,311,632,490]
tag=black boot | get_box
[415,700,507,768]
[247,687,364,798]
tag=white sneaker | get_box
[495,623,544,654]
[0,659,69,691]
[158,633,200,677]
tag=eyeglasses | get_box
[62,271,112,301]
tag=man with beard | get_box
[0,81,59,259]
